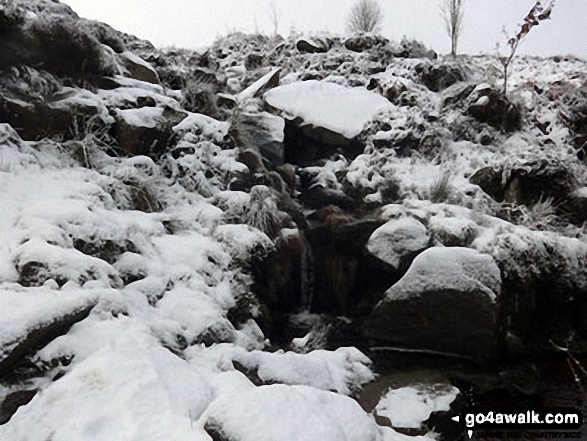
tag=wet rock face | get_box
[306,219,396,316]
[283,120,364,166]
[363,247,501,358]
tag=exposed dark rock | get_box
[0,10,116,80]
[236,112,285,166]
[0,92,105,142]
[244,53,265,70]
[17,262,62,288]
[469,167,505,202]
[301,186,356,211]
[470,159,576,206]
[565,188,587,224]
[193,321,237,347]
[296,37,329,54]
[0,305,95,379]
[344,34,383,53]
[467,85,523,133]
[282,119,365,166]
[417,62,466,92]
[115,105,187,156]
[73,239,138,265]
[120,52,159,84]
[0,389,37,425]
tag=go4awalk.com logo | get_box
[452,408,583,439]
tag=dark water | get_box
[359,349,587,441]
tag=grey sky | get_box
[62,0,586,58]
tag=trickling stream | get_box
[300,241,315,312]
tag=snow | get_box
[375,385,459,429]
[116,106,164,128]
[205,384,379,441]
[264,80,394,139]
[1,16,587,441]
[385,247,501,302]
[188,345,375,395]
[0,286,97,362]
[367,217,430,269]
[1,323,213,441]
[237,67,281,102]
[172,112,230,143]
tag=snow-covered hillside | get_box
[1,1,587,440]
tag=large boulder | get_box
[0,9,116,80]
[344,34,385,53]
[0,90,107,141]
[363,247,501,358]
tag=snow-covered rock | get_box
[363,247,501,357]
[205,384,379,441]
[119,51,160,84]
[264,80,393,142]
[366,216,430,272]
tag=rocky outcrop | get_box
[470,159,577,206]
[115,105,187,156]
[0,91,106,141]
[236,111,285,166]
[467,84,522,132]
[416,61,466,92]
[363,247,501,358]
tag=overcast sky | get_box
[62,0,586,58]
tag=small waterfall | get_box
[300,240,315,311]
